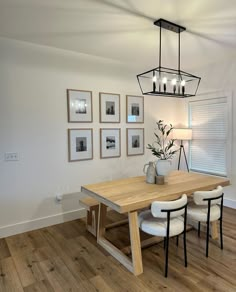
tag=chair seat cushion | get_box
[187,201,220,222]
[138,210,184,237]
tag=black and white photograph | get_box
[68,128,93,161]
[132,135,140,148]
[106,101,115,115]
[131,103,140,116]
[67,89,92,122]
[106,136,116,149]
[100,128,120,158]
[76,137,87,152]
[126,95,144,123]
[75,99,87,114]
[100,92,120,123]
[127,128,144,156]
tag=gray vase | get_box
[143,161,156,184]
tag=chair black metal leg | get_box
[165,233,169,277]
[206,201,211,257]
[165,213,170,277]
[202,193,224,257]
[206,221,210,257]
[220,217,223,249]
[184,206,187,267]
[183,230,187,267]
[176,235,179,246]
[220,196,224,250]
[160,202,188,277]
[198,222,201,237]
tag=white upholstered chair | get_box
[187,186,224,257]
[138,194,188,277]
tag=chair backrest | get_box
[151,194,187,218]
[193,186,223,206]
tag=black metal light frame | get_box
[137,19,201,98]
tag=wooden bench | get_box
[80,197,99,237]
[79,196,128,237]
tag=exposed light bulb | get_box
[171,78,177,85]
[162,77,167,93]
[172,78,177,94]
[152,74,157,92]
[181,80,185,95]
[162,77,167,84]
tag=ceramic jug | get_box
[143,161,156,184]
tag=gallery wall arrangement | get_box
[67,89,144,162]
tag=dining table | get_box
[81,170,230,276]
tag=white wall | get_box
[0,38,185,237]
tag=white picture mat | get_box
[100,93,120,123]
[127,128,144,156]
[127,95,144,123]
[68,90,92,122]
[100,129,120,158]
[69,129,92,161]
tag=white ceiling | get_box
[1,0,236,71]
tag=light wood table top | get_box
[81,170,230,213]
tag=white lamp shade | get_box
[172,128,192,140]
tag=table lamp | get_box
[172,128,192,172]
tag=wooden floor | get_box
[0,207,236,292]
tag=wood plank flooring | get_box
[0,207,235,291]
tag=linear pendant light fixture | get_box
[137,19,201,98]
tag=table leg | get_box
[97,203,107,238]
[211,221,218,240]
[128,211,143,275]
[87,210,92,228]
[97,204,143,276]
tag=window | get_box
[189,95,232,177]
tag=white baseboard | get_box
[224,198,236,209]
[0,208,87,239]
[1,199,235,239]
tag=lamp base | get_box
[178,142,189,172]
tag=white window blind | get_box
[189,98,227,176]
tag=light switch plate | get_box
[4,152,19,161]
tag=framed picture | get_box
[67,89,93,122]
[99,92,120,123]
[126,95,144,123]
[127,128,144,156]
[100,128,121,158]
[68,128,93,161]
